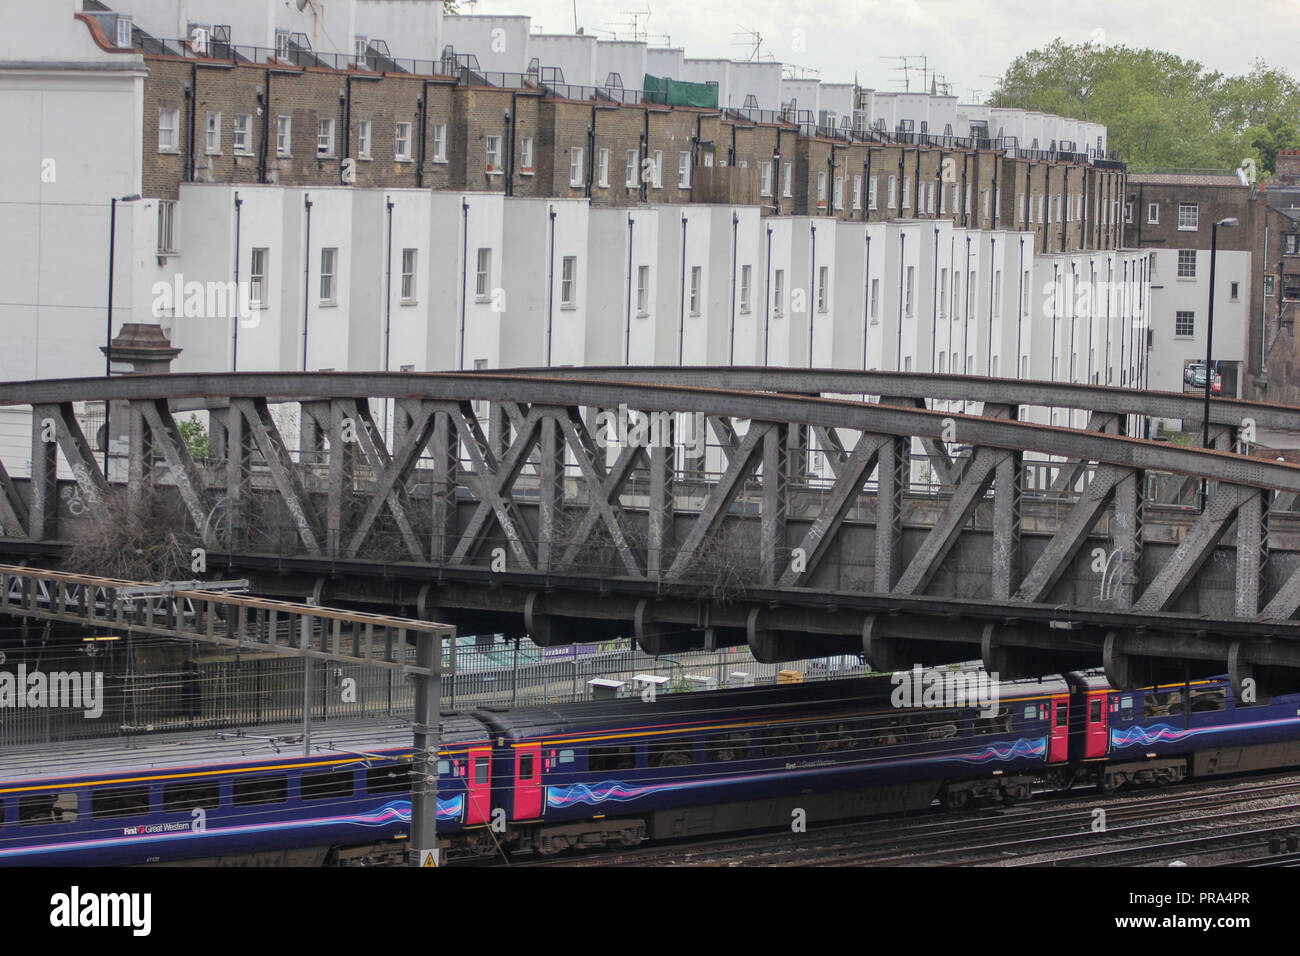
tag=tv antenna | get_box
[882,54,928,92]
[732,25,772,62]
[981,75,1004,106]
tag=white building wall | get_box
[594,41,646,98]
[529,35,598,87]
[355,0,444,61]
[728,61,782,111]
[441,15,531,73]
[645,47,684,79]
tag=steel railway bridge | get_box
[2,368,1300,696]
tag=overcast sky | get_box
[463,0,1299,102]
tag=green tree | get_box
[992,40,1300,173]
[178,415,211,460]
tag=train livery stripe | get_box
[0,798,448,862]
[544,736,1048,809]
[1113,714,1300,748]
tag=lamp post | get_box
[105,193,141,477]
[1200,217,1239,511]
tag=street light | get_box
[1200,217,1239,511]
[105,193,141,477]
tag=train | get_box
[2,669,1299,865]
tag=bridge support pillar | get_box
[861,614,907,673]
[1102,630,1136,689]
[634,599,700,656]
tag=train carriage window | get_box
[648,740,694,767]
[19,792,78,826]
[1055,701,1068,725]
[1022,705,1036,721]
[973,708,1013,734]
[473,756,490,784]
[1190,688,1227,713]
[705,734,750,762]
[814,722,859,753]
[588,745,636,773]
[92,786,151,819]
[1119,695,1134,719]
[300,770,356,801]
[1144,691,1184,718]
[557,749,575,765]
[163,781,219,812]
[437,760,450,775]
[231,775,288,806]
[1089,698,1102,723]
[758,727,806,757]
[367,763,411,795]
[518,752,535,779]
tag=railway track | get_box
[486,771,1300,867]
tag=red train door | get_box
[1084,693,1109,759]
[1048,697,1069,763]
[514,743,544,820]
[465,746,492,825]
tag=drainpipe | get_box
[625,215,634,365]
[257,72,271,184]
[729,210,738,364]
[506,97,517,196]
[930,225,939,372]
[416,82,429,188]
[301,193,312,371]
[809,223,817,365]
[186,66,197,183]
[232,192,242,371]
[546,204,556,365]
[863,230,874,372]
[963,235,972,373]
[586,122,595,199]
[458,198,468,370]
[896,231,906,371]
[384,196,394,438]
[677,215,687,365]
[764,224,773,365]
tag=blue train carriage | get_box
[471,673,1073,854]
[0,715,492,867]
[1095,675,1300,791]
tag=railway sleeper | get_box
[942,775,1036,810]
[1099,759,1188,793]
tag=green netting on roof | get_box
[643,74,718,109]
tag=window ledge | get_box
[636,311,649,319]
[205,150,222,157]
[277,152,292,159]
[1178,226,1199,232]
[158,147,181,155]
[395,156,413,163]
[486,170,503,177]
[433,157,449,165]
[319,300,338,308]
[358,154,372,161]
[400,299,418,307]
[521,169,535,177]
[474,295,491,304]
[234,149,255,158]
[560,303,577,311]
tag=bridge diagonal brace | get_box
[778,432,887,587]
[231,397,322,555]
[811,426,850,479]
[137,400,213,546]
[665,422,772,582]
[1014,464,1127,603]
[883,396,955,485]
[448,405,542,571]
[708,415,741,462]
[1135,483,1255,613]
[35,402,107,506]
[555,410,645,577]
[893,445,1005,595]
[341,398,435,561]
[0,457,28,538]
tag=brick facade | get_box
[139,51,1121,253]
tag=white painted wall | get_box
[441,15,531,73]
